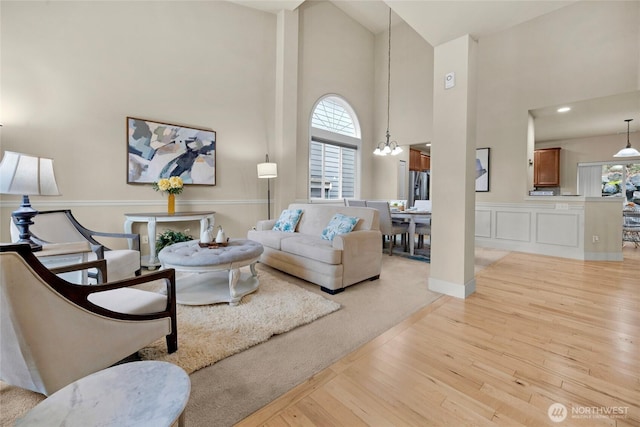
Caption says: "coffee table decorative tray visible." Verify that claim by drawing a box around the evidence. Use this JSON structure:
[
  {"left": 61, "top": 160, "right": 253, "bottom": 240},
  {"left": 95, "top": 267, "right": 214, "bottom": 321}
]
[{"left": 198, "top": 240, "right": 229, "bottom": 248}]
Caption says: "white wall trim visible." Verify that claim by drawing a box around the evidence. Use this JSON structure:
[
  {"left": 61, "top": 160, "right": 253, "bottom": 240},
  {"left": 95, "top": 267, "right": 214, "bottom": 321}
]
[
  {"left": 0, "top": 199, "right": 265, "bottom": 208},
  {"left": 428, "top": 277, "right": 476, "bottom": 299}
]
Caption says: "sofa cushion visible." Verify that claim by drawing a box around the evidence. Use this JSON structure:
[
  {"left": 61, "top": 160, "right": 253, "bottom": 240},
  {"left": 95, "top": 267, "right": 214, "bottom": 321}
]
[
  {"left": 247, "top": 229, "right": 296, "bottom": 250},
  {"left": 321, "top": 213, "right": 359, "bottom": 241},
  {"left": 272, "top": 209, "right": 303, "bottom": 232},
  {"left": 280, "top": 235, "right": 342, "bottom": 265}
]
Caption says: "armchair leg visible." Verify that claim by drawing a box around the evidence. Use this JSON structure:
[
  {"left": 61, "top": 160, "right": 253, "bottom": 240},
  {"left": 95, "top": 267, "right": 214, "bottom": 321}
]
[
  {"left": 166, "top": 332, "right": 178, "bottom": 354},
  {"left": 167, "top": 313, "right": 178, "bottom": 353}
]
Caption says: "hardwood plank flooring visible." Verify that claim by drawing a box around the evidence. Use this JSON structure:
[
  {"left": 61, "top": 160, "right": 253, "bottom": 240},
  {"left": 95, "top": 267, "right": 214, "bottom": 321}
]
[{"left": 236, "top": 248, "right": 640, "bottom": 426}]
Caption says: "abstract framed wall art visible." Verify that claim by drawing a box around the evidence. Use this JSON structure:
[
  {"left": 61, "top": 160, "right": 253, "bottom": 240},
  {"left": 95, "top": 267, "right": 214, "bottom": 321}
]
[
  {"left": 475, "top": 147, "right": 490, "bottom": 192},
  {"left": 127, "top": 117, "right": 216, "bottom": 186}
]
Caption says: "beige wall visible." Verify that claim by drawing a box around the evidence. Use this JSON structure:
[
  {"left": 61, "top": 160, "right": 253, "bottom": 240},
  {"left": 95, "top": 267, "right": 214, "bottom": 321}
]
[
  {"left": 295, "top": 0, "right": 375, "bottom": 201},
  {"left": 2, "top": 0, "right": 639, "bottom": 259},
  {"left": 475, "top": 1, "right": 639, "bottom": 203},
  {"left": 1, "top": 1, "right": 278, "bottom": 249},
  {"left": 371, "top": 19, "right": 434, "bottom": 201}
]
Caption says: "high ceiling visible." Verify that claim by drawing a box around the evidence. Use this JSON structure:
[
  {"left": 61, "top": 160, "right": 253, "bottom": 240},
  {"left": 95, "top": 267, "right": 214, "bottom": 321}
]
[{"left": 229, "top": 0, "right": 638, "bottom": 143}]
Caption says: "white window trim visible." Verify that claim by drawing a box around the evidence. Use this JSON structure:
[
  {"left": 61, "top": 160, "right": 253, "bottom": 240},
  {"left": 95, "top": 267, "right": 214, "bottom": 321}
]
[{"left": 308, "top": 95, "right": 362, "bottom": 200}]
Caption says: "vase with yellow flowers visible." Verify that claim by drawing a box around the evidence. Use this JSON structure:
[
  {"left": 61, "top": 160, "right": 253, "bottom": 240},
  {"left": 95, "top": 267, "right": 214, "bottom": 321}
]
[{"left": 152, "top": 176, "right": 184, "bottom": 214}]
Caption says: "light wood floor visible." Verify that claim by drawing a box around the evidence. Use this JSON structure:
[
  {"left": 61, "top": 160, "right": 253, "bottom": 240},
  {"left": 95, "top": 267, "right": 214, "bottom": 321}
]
[{"left": 236, "top": 248, "right": 640, "bottom": 426}]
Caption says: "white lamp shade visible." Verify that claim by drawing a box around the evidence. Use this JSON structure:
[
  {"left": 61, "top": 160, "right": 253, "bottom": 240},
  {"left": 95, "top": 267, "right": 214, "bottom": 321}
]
[
  {"left": 613, "top": 147, "right": 640, "bottom": 158},
  {"left": 257, "top": 162, "right": 278, "bottom": 179},
  {"left": 0, "top": 151, "right": 60, "bottom": 195}
]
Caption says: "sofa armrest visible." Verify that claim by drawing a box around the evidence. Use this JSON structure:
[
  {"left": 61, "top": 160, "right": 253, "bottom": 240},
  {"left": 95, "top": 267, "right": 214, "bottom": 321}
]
[
  {"left": 333, "top": 229, "right": 382, "bottom": 252},
  {"left": 333, "top": 230, "right": 383, "bottom": 284},
  {"left": 256, "top": 219, "right": 277, "bottom": 231}
]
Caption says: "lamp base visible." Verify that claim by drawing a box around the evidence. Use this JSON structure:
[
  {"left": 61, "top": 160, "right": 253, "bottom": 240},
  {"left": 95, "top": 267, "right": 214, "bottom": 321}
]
[{"left": 11, "top": 195, "right": 42, "bottom": 252}]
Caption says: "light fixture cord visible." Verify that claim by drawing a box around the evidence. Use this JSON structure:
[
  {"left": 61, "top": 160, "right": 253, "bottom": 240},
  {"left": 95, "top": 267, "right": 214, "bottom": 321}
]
[
  {"left": 386, "top": 7, "right": 391, "bottom": 138},
  {"left": 627, "top": 119, "right": 632, "bottom": 148}
]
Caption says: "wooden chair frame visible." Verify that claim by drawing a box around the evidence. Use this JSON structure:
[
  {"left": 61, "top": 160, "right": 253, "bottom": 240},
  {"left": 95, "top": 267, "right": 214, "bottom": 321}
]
[{"left": 1, "top": 243, "right": 177, "bottom": 353}]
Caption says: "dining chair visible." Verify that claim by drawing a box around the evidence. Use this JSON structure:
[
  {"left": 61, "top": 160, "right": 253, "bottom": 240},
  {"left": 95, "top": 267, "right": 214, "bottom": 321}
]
[
  {"left": 413, "top": 200, "right": 432, "bottom": 248},
  {"left": 365, "top": 201, "right": 409, "bottom": 255}
]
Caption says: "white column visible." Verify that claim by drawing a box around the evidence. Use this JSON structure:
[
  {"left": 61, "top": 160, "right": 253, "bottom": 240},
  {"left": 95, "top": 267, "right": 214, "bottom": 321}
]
[
  {"left": 428, "top": 35, "right": 478, "bottom": 298},
  {"left": 274, "top": 10, "right": 299, "bottom": 212}
]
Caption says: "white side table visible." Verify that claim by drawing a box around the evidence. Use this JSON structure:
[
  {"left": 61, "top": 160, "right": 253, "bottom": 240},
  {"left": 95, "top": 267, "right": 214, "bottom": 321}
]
[
  {"left": 36, "top": 242, "right": 93, "bottom": 284},
  {"left": 124, "top": 211, "right": 215, "bottom": 269},
  {"left": 16, "top": 361, "right": 190, "bottom": 427}
]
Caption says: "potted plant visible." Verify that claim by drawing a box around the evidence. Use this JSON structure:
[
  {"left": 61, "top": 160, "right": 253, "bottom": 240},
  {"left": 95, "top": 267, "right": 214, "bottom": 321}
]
[{"left": 156, "top": 229, "right": 194, "bottom": 254}]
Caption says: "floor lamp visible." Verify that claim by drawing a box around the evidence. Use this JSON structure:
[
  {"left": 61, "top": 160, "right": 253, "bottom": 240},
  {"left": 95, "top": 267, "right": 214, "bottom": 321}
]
[
  {"left": 257, "top": 154, "right": 277, "bottom": 220},
  {"left": 0, "top": 151, "right": 61, "bottom": 251}
]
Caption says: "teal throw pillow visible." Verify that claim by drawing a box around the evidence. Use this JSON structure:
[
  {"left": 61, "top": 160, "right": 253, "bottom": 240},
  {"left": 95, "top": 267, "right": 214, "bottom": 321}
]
[
  {"left": 273, "top": 209, "right": 303, "bottom": 232},
  {"left": 321, "top": 213, "right": 359, "bottom": 241}
]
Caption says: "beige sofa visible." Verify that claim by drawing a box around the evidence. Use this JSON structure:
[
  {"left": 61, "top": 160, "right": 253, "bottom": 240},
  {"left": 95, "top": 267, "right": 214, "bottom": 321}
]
[{"left": 247, "top": 203, "right": 382, "bottom": 294}]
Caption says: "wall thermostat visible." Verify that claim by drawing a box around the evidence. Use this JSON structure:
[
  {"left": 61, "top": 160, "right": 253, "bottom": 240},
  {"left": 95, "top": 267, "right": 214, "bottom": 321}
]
[{"left": 445, "top": 72, "right": 455, "bottom": 89}]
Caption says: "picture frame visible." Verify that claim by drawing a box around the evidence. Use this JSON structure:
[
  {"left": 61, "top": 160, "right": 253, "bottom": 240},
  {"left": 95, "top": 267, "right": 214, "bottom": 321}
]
[
  {"left": 127, "top": 117, "right": 216, "bottom": 186},
  {"left": 475, "top": 147, "right": 490, "bottom": 192}
]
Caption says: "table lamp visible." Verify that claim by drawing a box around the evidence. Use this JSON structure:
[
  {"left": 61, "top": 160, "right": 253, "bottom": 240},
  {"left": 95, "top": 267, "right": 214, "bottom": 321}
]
[
  {"left": 257, "top": 154, "right": 277, "bottom": 220},
  {"left": 0, "top": 151, "right": 60, "bottom": 251}
]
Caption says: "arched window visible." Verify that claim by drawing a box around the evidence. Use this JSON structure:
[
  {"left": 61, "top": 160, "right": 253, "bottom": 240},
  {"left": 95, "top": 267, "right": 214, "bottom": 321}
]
[{"left": 309, "top": 96, "right": 361, "bottom": 200}]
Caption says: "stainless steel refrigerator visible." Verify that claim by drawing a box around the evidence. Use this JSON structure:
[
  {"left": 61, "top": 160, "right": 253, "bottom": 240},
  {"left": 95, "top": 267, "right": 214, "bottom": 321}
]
[{"left": 408, "top": 171, "right": 429, "bottom": 207}]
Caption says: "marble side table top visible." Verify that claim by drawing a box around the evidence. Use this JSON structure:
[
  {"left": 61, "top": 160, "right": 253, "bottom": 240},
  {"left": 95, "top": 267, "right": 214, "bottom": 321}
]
[{"left": 16, "top": 361, "right": 190, "bottom": 427}]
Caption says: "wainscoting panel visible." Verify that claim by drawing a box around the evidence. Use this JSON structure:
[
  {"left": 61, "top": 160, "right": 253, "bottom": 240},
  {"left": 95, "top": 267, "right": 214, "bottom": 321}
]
[
  {"left": 536, "top": 212, "right": 580, "bottom": 247},
  {"left": 476, "top": 201, "right": 588, "bottom": 260},
  {"left": 475, "top": 209, "right": 492, "bottom": 238},
  {"left": 495, "top": 211, "right": 531, "bottom": 242}
]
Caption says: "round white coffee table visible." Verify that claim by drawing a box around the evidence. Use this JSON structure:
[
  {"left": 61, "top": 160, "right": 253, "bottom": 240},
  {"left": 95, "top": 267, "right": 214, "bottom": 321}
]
[
  {"left": 158, "top": 239, "right": 264, "bottom": 306},
  {"left": 16, "top": 361, "right": 190, "bottom": 427}
]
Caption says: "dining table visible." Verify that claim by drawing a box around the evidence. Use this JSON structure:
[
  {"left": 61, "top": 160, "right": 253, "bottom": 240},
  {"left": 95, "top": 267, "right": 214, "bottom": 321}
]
[{"left": 390, "top": 209, "right": 432, "bottom": 256}]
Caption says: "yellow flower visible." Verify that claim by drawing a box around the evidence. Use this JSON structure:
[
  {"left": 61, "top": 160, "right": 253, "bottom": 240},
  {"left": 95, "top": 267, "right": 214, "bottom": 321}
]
[
  {"left": 157, "top": 178, "right": 171, "bottom": 191},
  {"left": 169, "top": 176, "right": 183, "bottom": 189}
]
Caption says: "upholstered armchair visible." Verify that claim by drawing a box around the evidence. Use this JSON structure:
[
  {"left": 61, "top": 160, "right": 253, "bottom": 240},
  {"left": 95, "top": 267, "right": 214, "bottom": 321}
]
[
  {"left": 10, "top": 209, "right": 141, "bottom": 281},
  {"left": 0, "top": 243, "right": 177, "bottom": 396}
]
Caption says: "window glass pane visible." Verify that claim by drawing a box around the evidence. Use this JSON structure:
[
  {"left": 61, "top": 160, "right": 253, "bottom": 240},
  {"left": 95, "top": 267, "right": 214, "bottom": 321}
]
[
  {"left": 602, "top": 163, "right": 640, "bottom": 202},
  {"left": 309, "top": 140, "right": 356, "bottom": 200},
  {"left": 312, "top": 98, "right": 357, "bottom": 137},
  {"left": 602, "top": 165, "right": 625, "bottom": 197},
  {"left": 310, "top": 96, "right": 359, "bottom": 200}
]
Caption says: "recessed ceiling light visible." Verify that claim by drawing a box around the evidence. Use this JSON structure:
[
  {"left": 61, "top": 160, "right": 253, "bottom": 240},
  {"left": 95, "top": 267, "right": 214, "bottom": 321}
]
[
  {"left": 557, "top": 107, "right": 571, "bottom": 113},
  {"left": 425, "top": 143, "right": 431, "bottom": 147}
]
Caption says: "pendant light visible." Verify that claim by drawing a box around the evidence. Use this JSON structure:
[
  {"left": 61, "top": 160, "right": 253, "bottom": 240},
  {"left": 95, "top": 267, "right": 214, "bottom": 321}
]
[
  {"left": 613, "top": 119, "right": 640, "bottom": 158},
  {"left": 373, "top": 8, "right": 402, "bottom": 156}
]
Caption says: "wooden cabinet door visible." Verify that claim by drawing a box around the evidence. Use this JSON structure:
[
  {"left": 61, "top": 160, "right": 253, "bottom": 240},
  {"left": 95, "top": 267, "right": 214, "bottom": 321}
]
[
  {"left": 534, "top": 148, "right": 560, "bottom": 187},
  {"left": 409, "top": 149, "right": 421, "bottom": 171},
  {"left": 421, "top": 154, "right": 430, "bottom": 171}
]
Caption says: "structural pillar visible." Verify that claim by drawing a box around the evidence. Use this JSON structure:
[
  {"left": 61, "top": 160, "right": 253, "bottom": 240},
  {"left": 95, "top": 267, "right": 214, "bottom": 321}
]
[
  {"left": 274, "top": 9, "right": 299, "bottom": 213},
  {"left": 428, "top": 35, "right": 478, "bottom": 298}
]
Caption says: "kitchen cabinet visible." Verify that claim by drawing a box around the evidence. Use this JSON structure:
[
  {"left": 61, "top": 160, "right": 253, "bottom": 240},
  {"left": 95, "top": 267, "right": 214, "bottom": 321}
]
[
  {"left": 421, "top": 154, "right": 430, "bottom": 171},
  {"left": 410, "top": 149, "right": 430, "bottom": 171},
  {"left": 534, "top": 148, "right": 560, "bottom": 187}
]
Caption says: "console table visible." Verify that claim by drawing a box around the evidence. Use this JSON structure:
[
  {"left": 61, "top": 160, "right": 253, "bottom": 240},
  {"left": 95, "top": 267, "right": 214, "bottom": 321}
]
[
  {"left": 16, "top": 361, "right": 190, "bottom": 427},
  {"left": 124, "top": 211, "right": 215, "bottom": 270}
]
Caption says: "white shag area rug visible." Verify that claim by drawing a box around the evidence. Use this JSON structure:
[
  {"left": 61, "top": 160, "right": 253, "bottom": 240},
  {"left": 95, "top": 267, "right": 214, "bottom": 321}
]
[{"left": 138, "top": 270, "right": 341, "bottom": 374}]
